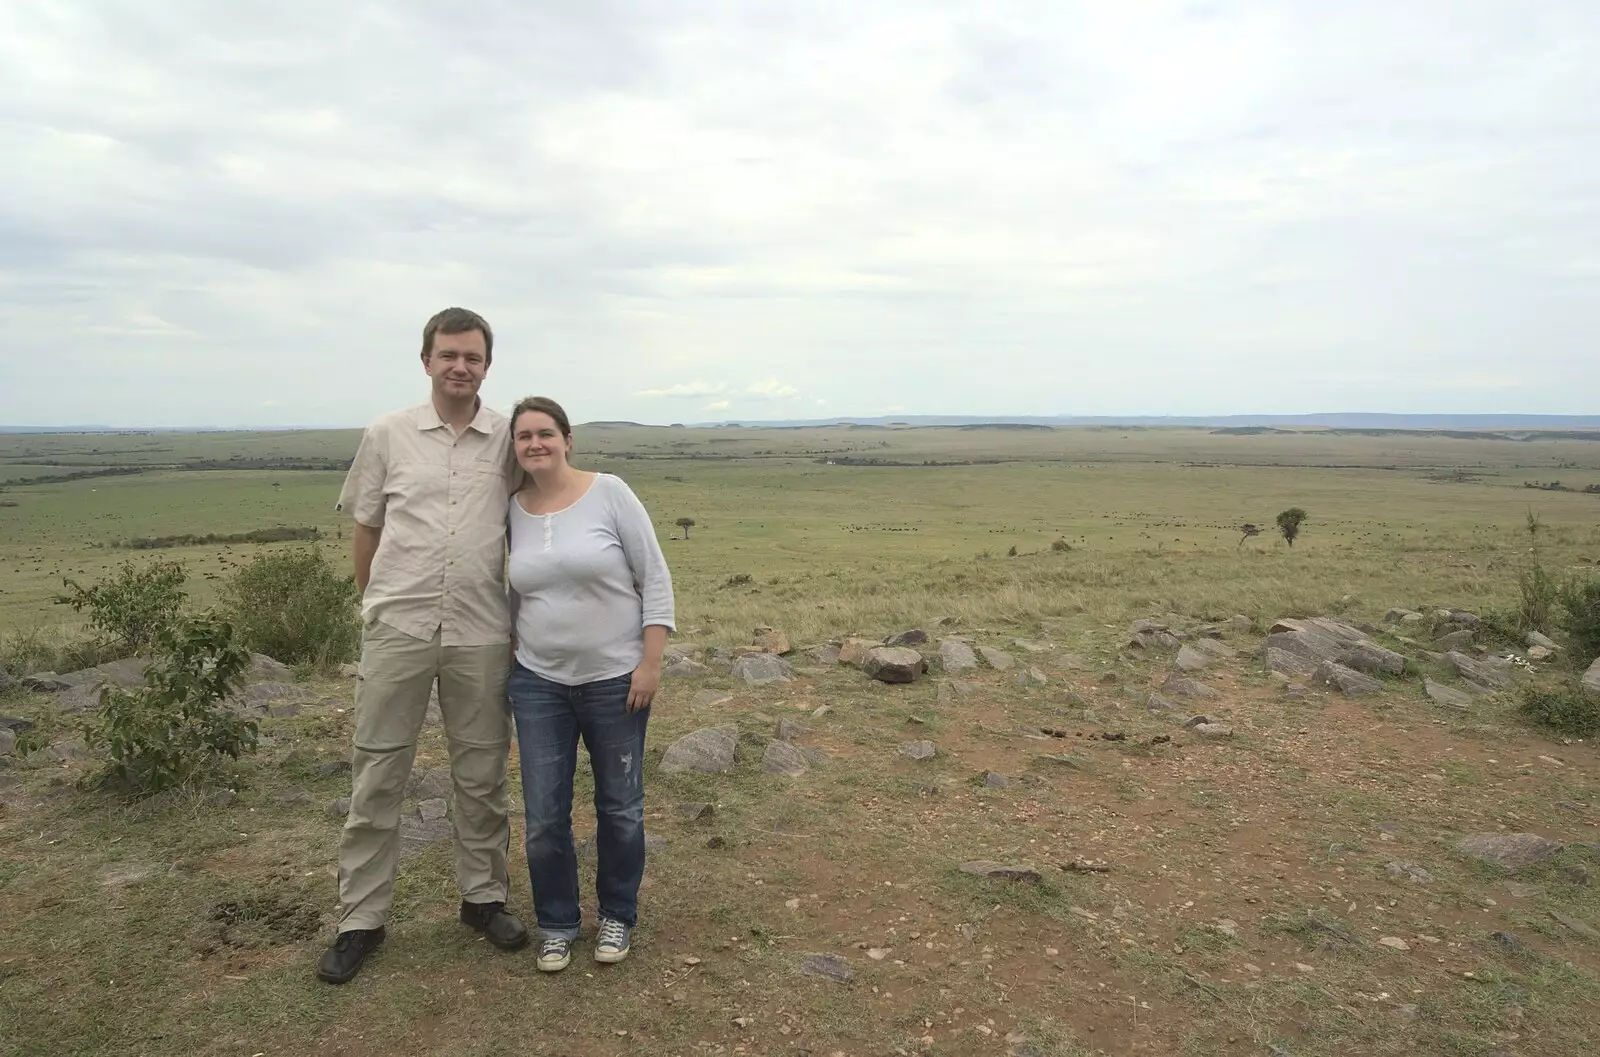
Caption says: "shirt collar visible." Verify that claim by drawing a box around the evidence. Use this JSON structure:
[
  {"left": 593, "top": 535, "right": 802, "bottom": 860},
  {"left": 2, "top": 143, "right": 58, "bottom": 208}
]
[{"left": 415, "top": 399, "right": 494, "bottom": 434}]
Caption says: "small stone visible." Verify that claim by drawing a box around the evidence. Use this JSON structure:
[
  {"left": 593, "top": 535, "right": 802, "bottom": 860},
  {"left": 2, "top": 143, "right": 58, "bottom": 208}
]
[
  {"left": 660, "top": 727, "right": 739, "bottom": 774},
  {"left": 418, "top": 797, "right": 448, "bottom": 821},
  {"left": 776, "top": 717, "right": 806, "bottom": 741},
  {"left": 318, "top": 759, "right": 353, "bottom": 778},
  {"left": 1527, "top": 629, "right": 1559, "bottom": 650},
  {"left": 811, "top": 704, "right": 832, "bottom": 719},
  {"left": 886, "top": 629, "right": 928, "bottom": 647},
  {"left": 663, "top": 657, "right": 711, "bottom": 678},
  {"left": 937, "top": 640, "right": 979, "bottom": 673},
  {"left": 1014, "top": 667, "right": 1048, "bottom": 688},
  {"left": 798, "top": 953, "right": 853, "bottom": 983},
  {"left": 1457, "top": 832, "right": 1565, "bottom": 870},
  {"left": 692, "top": 688, "right": 735, "bottom": 708},
  {"left": 1229, "top": 614, "right": 1255, "bottom": 632},
  {"left": 1378, "top": 936, "right": 1411, "bottom": 951},
  {"left": 0, "top": 729, "right": 14, "bottom": 756},
  {"left": 959, "top": 860, "right": 1042, "bottom": 883},
  {"left": 1175, "top": 644, "right": 1212, "bottom": 671},
  {"left": 731, "top": 653, "right": 793, "bottom": 685},
  {"left": 1192, "top": 722, "right": 1233, "bottom": 739},
  {"left": 339, "top": 663, "right": 360, "bottom": 678},
  {"left": 838, "top": 637, "right": 882, "bottom": 666},
  {"left": 751, "top": 626, "right": 791, "bottom": 654},
  {"left": 982, "top": 771, "right": 1012, "bottom": 788},
  {"left": 761, "top": 739, "right": 809, "bottom": 777},
  {"left": 1549, "top": 911, "right": 1600, "bottom": 941},
  {"left": 1434, "top": 629, "right": 1476, "bottom": 650},
  {"left": 1528, "top": 645, "right": 1553, "bottom": 661},
  {"left": 866, "top": 947, "right": 890, "bottom": 960},
  {"left": 405, "top": 767, "right": 451, "bottom": 800},
  {"left": 1424, "top": 678, "right": 1474, "bottom": 710},
  {"left": 1161, "top": 675, "right": 1221, "bottom": 700},
  {"left": 326, "top": 797, "right": 351, "bottom": 820},
  {"left": 705, "top": 835, "right": 726, "bottom": 849},
  {"left": 1386, "top": 861, "right": 1434, "bottom": 885},
  {"left": 676, "top": 802, "right": 714, "bottom": 822},
  {"left": 862, "top": 647, "right": 925, "bottom": 684},
  {"left": 1313, "top": 660, "right": 1383, "bottom": 696},
  {"left": 898, "top": 740, "right": 936, "bottom": 761},
  {"left": 978, "top": 646, "right": 1015, "bottom": 671}
]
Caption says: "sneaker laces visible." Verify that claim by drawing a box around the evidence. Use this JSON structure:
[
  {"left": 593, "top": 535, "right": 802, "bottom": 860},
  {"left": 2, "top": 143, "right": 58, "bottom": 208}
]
[
  {"left": 540, "top": 937, "right": 569, "bottom": 957},
  {"left": 597, "top": 919, "right": 628, "bottom": 949}
]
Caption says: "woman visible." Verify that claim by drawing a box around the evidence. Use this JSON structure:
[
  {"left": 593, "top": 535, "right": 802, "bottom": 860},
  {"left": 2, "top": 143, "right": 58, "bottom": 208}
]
[{"left": 504, "top": 396, "right": 674, "bottom": 972}]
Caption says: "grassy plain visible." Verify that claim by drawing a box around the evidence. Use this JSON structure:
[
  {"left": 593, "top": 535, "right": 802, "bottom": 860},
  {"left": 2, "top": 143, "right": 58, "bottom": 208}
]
[{"left": 2, "top": 424, "right": 1600, "bottom": 1057}]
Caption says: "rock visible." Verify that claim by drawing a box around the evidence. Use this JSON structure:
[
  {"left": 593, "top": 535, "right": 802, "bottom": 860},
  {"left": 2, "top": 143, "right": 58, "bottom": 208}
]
[
  {"left": 339, "top": 663, "right": 361, "bottom": 678},
  {"left": 898, "top": 740, "right": 936, "bottom": 760},
  {"left": 1265, "top": 647, "right": 1317, "bottom": 678},
  {"left": 1457, "top": 832, "right": 1565, "bottom": 870},
  {"left": 1161, "top": 675, "right": 1221, "bottom": 700},
  {"left": 660, "top": 727, "right": 739, "bottom": 773},
  {"left": 1583, "top": 656, "right": 1600, "bottom": 699},
  {"left": 1446, "top": 651, "right": 1517, "bottom": 692},
  {"left": 0, "top": 714, "right": 33, "bottom": 733},
  {"left": 1528, "top": 645, "right": 1553, "bottom": 662},
  {"left": 751, "top": 626, "right": 791, "bottom": 654},
  {"left": 1424, "top": 679, "right": 1474, "bottom": 711},
  {"left": 418, "top": 797, "right": 448, "bottom": 821},
  {"left": 21, "top": 673, "right": 71, "bottom": 693},
  {"left": 398, "top": 813, "right": 453, "bottom": 860},
  {"left": 406, "top": 768, "right": 452, "bottom": 801},
  {"left": 1126, "top": 628, "right": 1182, "bottom": 650},
  {"left": 230, "top": 682, "right": 308, "bottom": 717},
  {"left": 959, "top": 860, "right": 1042, "bottom": 883},
  {"left": 936, "top": 679, "right": 979, "bottom": 707},
  {"left": 1174, "top": 645, "right": 1212, "bottom": 671},
  {"left": 1434, "top": 629, "right": 1475, "bottom": 650},
  {"left": 761, "top": 740, "right": 809, "bottom": 777},
  {"left": 811, "top": 704, "right": 832, "bottom": 719},
  {"left": 1312, "top": 661, "right": 1382, "bottom": 696},
  {"left": 805, "top": 643, "right": 842, "bottom": 666},
  {"left": 691, "top": 688, "right": 735, "bottom": 708},
  {"left": 982, "top": 771, "right": 1012, "bottom": 788},
  {"left": 1490, "top": 931, "right": 1530, "bottom": 955},
  {"left": 94, "top": 657, "right": 155, "bottom": 688},
  {"left": 838, "top": 637, "right": 882, "bottom": 666},
  {"left": 248, "top": 654, "right": 295, "bottom": 683},
  {"left": 676, "top": 801, "right": 714, "bottom": 821},
  {"left": 1282, "top": 682, "right": 1309, "bottom": 700},
  {"left": 938, "top": 640, "right": 980, "bottom": 673},
  {"left": 1014, "top": 667, "right": 1048, "bottom": 688},
  {"left": 732, "top": 653, "right": 793, "bottom": 685},
  {"left": 862, "top": 647, "right": 925, "bottom": 684},
  {"left": 0, "top": 729, "right": 14, "bottom": 756},
  {"left": 1190, "top": 638, "right": 1238, "bottom": 660},
  {"left": 1549, "top": 911, "right": 1600, "bottom": 941},
  {"left": 775, "top": 718, "right": 806, "bottom": 741},
  {"left": 1230, "top": 615, "right": 1255, "bottom": 633},
  {"left": 799, "top": 953, "right": 854, "bottom": 984},
  {"left": 1145, "top": 693, "right": 1178, "bottom": 713},
  {"left": 1267, "top": 617, "right": 1405, "bottom": 675},
  {"left": 1377, "top": 936, "right": 1411, "bottom": 951},
  {"left": 1192, "top": 723, "right": 1233, "bottom": 739},
  {"left": 1384, "top": 608, "right": 1421, "bottom": 624},
  {"left": 886, "top": 629, "right": 928, "bottom": 647},
  {"left": 326, "top": 797, "right": 351, "bottom": 820},
  {"left": 978, "top": 646, "right": 1015, "bottom": 671},
  {"left": 663, "top": 657, "right": 711, "bottom": 678},
  {"left": 1526, "top": 630, "right": 1559, "bottom": 650},
  {"left": 1386, "top": 861, "right": 1434, "bottom": 884}
]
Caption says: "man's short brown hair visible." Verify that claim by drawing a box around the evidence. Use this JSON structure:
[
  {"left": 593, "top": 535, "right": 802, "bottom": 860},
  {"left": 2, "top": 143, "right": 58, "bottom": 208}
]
[{"left": 421, "top": 307, "right": 494, "bottom": 366}]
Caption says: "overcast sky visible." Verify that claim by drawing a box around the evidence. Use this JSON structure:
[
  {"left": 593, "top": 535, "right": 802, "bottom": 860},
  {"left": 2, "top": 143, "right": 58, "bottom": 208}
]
[{"left": 3, "top": 1, "right": 1597, "bottom": 428}]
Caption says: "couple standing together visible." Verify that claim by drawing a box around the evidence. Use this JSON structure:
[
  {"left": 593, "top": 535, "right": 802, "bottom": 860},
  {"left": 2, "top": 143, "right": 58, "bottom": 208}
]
[{"left": 317, "top": 307, "right": 674, "bottom": 984}]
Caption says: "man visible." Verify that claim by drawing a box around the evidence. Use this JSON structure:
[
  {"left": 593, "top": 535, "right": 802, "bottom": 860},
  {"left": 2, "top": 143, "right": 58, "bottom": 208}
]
[{"left": 317, "top": 307, "right": 528, "bottom": 985}]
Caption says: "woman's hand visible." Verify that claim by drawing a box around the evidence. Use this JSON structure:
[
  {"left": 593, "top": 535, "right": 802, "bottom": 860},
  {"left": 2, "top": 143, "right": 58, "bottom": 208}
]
[{"left": 627, "top": 659, "right": 661, "bottom": 712}]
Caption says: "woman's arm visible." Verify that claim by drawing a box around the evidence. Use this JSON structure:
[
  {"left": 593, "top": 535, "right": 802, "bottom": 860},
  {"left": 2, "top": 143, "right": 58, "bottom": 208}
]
[
  {"left": 610, "top": 479, "right": 676, "bottom": 711},
  {"left": 628, "top": 624, "right": 668, "bottom": 712}
]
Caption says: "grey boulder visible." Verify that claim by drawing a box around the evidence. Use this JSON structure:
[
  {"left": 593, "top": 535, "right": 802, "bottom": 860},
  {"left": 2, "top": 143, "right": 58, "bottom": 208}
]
[
  {"left": 862, "top": 647, "right": 925, "bottom": 684},
  {"left": 660, "top": 727, "right": 739, "bottom": 774},
  {"left": 1457, "top": 832, "right": 1565, "bottom": 870},
  {"left": 732, "top": 653, "right": 793, "bottom": 685}
]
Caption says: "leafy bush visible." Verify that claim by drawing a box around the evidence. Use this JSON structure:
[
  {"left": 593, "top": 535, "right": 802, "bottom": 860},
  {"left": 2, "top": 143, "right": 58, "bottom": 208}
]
[
  {"left": 221, "top": 547, "right": 360, "bottom": 670},
  {"left": 0, "top": 625, "right": 120, "bottom": 679},
  {"left": 1276, "top": 508, "right": 1308, "bottom": 548},
  {"left": 1518, "top": 683, "right": 1600, "bottom": 738},
  {"left": 1557, "top": 574, "right": 1600, "bottom": 665},
  {"left": 1051, "top": 538, "right": 1072, "bottom": 552},
  {"left": 54, "top": 559, "right": 187, "bottom": 655},
  {"left": 83, "top": 615, "right": 257, "bottom": 794}
]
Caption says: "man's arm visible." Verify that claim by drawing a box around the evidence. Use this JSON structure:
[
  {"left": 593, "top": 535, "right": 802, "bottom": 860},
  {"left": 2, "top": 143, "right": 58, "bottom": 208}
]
[{"left": 353, "top": 523, "right": 383, "bottom": 595}]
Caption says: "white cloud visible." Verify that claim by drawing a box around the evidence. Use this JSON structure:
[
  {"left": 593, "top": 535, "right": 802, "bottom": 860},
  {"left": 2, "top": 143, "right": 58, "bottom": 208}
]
[
  {"left": 702, "top": 399, "right": 732, "bottom": 412},
  {"left": 1, "top": 1, "right": 1597, "bottom": 425},
  {"left": 634, "top": 380, "right": 728, "bottom": 399}
]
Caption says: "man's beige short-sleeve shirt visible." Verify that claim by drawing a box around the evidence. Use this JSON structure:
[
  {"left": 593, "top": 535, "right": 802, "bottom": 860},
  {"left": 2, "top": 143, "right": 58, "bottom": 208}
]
[{"left": 336, "top": 402, "right": 519, "bottom": 647}]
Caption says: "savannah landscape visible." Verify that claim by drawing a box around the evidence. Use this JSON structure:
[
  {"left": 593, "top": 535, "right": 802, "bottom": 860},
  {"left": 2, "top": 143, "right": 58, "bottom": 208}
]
[{"left": 2, "top": 422, "right": 1599, "bottom": 1057}]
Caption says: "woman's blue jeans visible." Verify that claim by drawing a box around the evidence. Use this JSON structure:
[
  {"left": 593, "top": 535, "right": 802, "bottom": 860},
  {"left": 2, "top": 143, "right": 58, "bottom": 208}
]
[{"left": 508, "top": 664, "right": 650, "bottom": 940}]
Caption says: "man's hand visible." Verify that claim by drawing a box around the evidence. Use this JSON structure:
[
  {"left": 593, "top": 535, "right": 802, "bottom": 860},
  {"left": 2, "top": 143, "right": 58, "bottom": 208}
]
[{"left": 626, "top": 659, "right": 660, "bottom": 712}]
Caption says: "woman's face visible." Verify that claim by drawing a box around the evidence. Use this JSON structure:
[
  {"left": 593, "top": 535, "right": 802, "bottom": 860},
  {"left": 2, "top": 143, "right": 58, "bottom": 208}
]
[{"left": 513, "top": 411, "right": 571, "bottom": 473}]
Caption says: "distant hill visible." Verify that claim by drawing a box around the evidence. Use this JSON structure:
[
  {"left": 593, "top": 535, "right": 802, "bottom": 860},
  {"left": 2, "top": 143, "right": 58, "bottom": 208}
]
[{"left": 693, "top": 413, "right": 1600, "bottom": 430}]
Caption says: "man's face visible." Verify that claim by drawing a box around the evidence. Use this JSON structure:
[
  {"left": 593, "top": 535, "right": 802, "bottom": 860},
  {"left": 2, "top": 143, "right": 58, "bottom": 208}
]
[{"left": 423, "top": 328, "right": 489, "bottom": 401}]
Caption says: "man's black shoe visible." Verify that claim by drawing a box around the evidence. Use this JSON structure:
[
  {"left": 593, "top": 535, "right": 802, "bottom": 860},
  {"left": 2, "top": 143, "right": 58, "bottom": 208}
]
[
  {"left": 461, "top": 901, "right": 529, "bottom": 951},
  {"left": 316, "top": 927, "right": 385, "bottom": 984}
]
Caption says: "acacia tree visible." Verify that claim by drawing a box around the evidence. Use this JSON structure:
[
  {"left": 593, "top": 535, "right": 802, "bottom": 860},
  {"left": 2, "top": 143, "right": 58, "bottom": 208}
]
[
  {"left": 675, "top": 517, "right": 696, "bottom": 539},
  {"left": 1276, "top": 508, "right": 1308, "bottom": 548},
  {"left": 1238, "top": 523, "right": 1261, "bottom": 548}
]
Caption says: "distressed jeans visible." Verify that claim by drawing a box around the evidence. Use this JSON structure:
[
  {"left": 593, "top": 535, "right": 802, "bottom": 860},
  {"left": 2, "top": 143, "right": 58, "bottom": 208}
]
[{"left": 507, "top": 663, "right": 649, "bottom": 940}]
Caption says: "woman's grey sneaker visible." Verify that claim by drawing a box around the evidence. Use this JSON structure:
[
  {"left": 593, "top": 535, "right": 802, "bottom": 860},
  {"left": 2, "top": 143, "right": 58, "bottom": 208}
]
[
  {"left": 537, "top": 937, "right": 572, "bottom": 972},
  {"left": 316, "top": 926, "right": 386, "bottom": 984},
  {"left": 595, "top": 918, "right": 631, "bottom": 963}
]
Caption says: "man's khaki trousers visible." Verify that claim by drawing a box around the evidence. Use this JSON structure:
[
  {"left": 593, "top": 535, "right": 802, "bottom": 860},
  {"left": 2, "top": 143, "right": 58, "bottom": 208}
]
[{"left": 336, "top": 619, "right": 513, "bottom": 932}]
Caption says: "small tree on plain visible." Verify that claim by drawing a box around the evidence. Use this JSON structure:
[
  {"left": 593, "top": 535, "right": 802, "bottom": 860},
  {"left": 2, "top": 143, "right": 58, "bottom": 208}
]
[
  {"left": 1276, "top": 508, "right": 1308, "bottom": 548},
  {"left": 675, "top": 517, "right": 696, "bottom": 539},
  {"left": 1238, "top": 523, "right": 1261, "bottom": 548}
]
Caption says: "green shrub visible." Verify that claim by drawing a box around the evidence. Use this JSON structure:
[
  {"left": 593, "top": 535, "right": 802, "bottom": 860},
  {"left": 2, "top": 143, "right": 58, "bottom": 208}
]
[
  {"left": 83, "top": 615, "right": 257, "bottom": 794},
  {"left": 0, "top": 625, "right": 119, "bottom": 678},
  {"left": 221, "top": 547, "right": 360, "bottom": 670},
  {"left": 54, "top": 559, "right": 187, "bottom": 655},
  {"left": 1518, "top": 683, "right": 1600, "bottom": 738},
  {"left": 1276, "top": 507, "right": 1308, "bottom": 548},
  {"left": 1051, "top": 539, "right": 1072, "bottom": 552},
  {"left": 1557, "top": 575, "right": 1600, "bottom": 666}
]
